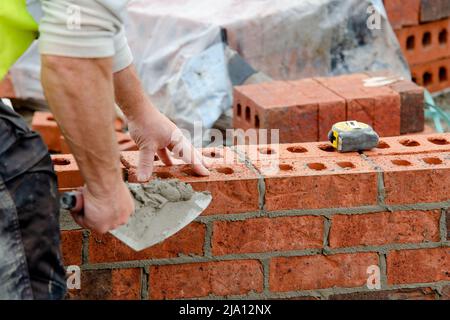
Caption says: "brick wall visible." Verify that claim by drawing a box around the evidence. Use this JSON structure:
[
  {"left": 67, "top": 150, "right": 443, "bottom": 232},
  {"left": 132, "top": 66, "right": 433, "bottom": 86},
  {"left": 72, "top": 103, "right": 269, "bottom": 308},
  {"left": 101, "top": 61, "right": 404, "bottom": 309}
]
[
  {"left": 58, "top": 133, "right": 450, "bottom": 300},
  {"left": 386, "top": 0, "right": 450, "bottom": 93}
]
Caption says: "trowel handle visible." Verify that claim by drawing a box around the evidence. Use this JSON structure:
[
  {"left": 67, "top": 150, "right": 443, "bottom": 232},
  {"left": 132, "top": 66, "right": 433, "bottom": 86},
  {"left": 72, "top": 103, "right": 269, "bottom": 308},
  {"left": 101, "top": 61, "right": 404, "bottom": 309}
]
[{"left": 60, "top": 191, "right": 84, "bottom": 212}]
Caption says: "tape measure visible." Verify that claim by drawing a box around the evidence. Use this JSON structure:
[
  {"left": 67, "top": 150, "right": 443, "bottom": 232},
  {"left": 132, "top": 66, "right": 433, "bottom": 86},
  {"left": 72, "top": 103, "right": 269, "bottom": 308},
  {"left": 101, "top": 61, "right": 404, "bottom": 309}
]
[{"left": 328, "top": 121, "right": 379, "bottom": 152}]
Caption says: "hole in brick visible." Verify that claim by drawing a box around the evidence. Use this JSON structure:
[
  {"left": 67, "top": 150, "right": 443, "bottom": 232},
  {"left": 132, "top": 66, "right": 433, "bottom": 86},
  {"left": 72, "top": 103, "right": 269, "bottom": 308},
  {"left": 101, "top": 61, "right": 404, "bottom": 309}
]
[
  {"left": 412, "top": 76, "right": 417, "bottom": 83},
  {"left": 391, "top": 159, "right": 412, "bottom": 166},
  {"left": 422, "top": 31, "right": 432, "bottom": 47},
  {"left": 181, "top": 168, "right": 203, "bottom": 177},
  {"left": 153, "top": 172, "right": 174, "bottom": 179},
  {"left": 215, "top": 167, "right": 234, "bottom": 175},
  {"left": 307, "top": 163, "right": 327, "bottom": 171},
  {"left": 428, "top": 137, "right": 450, "bottom": 145},
  {"left": 52, "top": 158, "right": 70, "bottom": 166},
  {"left": 406, "top": 35, "right": 415, "bottom": 50},
  {"left": 423, "top": 157, "right": 443, "bottom": 165},
  {"left": 259, "top": 147, "right": 276, "bottom": 155},
  {"left": 377, "top": 141, "right": 390, "bottom": 149},
  {"left": 439, "top": 29, "right": 448, "bottom": 45},
  {"left": 255, "top": 115, "right": 260, "bottom": 128},
  {"left": 423, "top": 72, "right": 433, "bottom": 86},
  {"left": 202, "top": 150, "right": 222, "bottom": 158},
  {"left": 245, "top": 107, "right": 251, "bottom": 122},
  {"left": 47, "top": 115, "right": 55, "bottom": 122},
  {"left": 237, "top": 104, "right": 242, "bottom": 117},
  {"left": 287, "top": 146, "right": 308, "bottom": 153},
  {"left": 399, "top": 139, "right": 420, "bottom": 147},
  {"left": 439, "top": 67, "right": 448, "bottom": 83},
  {"left": 318, "top": 144, "right": 336, "bottom": 152},
  {"left": 279, "top": 164, "right": 293, "bottom": 171},
  {"left": 337, "top": 161, "right": 355, "bottom": 169}
]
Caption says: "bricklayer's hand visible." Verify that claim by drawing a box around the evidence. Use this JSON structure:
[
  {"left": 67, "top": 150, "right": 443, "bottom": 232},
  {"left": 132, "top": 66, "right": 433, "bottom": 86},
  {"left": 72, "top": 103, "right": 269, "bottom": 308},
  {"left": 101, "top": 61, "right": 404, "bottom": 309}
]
[
  {"left": 128, "top": 109, "right": 209, "bottom": 182},
  {"left": 71, "top": 180, "right": 135, "bottom": 234}
]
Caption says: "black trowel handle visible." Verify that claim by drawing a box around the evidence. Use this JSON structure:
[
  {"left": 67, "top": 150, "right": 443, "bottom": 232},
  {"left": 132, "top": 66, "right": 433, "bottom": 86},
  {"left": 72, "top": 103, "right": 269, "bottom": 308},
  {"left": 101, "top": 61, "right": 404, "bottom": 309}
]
[{"left": 60, "top": 191, "right": 84, "bottom": 212}]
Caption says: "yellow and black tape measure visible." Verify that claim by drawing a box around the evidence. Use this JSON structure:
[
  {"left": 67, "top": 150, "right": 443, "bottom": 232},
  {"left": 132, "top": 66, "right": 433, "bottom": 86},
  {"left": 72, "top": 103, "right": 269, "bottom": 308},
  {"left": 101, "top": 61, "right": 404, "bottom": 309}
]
[{"left": 328, "top": 121, "right": 379, "bottom": 153}]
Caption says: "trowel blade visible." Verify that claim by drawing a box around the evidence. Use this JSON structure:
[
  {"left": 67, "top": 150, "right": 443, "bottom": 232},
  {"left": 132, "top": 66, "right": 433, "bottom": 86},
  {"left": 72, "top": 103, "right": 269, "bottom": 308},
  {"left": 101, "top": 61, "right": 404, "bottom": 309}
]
[{"left": 110, "top": 192, "right": 212, "bottom": 251}]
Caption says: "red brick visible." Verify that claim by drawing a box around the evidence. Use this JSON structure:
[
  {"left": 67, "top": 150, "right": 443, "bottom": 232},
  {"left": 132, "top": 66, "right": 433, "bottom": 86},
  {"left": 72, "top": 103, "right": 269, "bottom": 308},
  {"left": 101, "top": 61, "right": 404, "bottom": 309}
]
[
  {"left": 61, "top": 230, "right": 83, "bottom": 266},
  {"left": 270, "top": 253, "right": 379, "bottom": 292},
  {"left": 88, "top": 222, "right": 205, "bottom": 263},
  {"left": 441, "top": 285, "right": 450, "bottom": 300},
  {"left": 121, "top": 147, "right": 239, "bottom": 170},
  {"left": 59, "top": 136, "right": 70, "bottom": 154},
  {"left": 370, "top": 152, "right": 450, "bottom": 204},
  {"left": 233, "top": 79, "right": 345, "bottom": 143},
  {"left": 257, "top": 156, "right": 378, "bottom": 211},
  {"left": 32, "top": 112, "right": 61, "bottom": 152},
  {"left": 289, "top": 80, "right": 346, "bottom": 142},
  {"left": 149, "top": 260, "right": 263, "bottom": 299},
  {"left": 384, "top": 0, "right": 420, "bottom": 29},
  {"left": 420, "top": 0, "right": 450, "bottom": 23},
  {"left": 211, "top": 216, "right": 323, "bottom": 256},
  {"left": 116, "top": 132, "right": 138, "bottom": 151},
  {"left": 329, "top": 210, "right": 441, "bottom": 248},
  {"left": 411, "top": 58, "right": 450, "bottom": 93},
  {"left": 0, "top": 74, "right": 15, "bottom": 98},
  {"left": 239, "top": 141, "right": 360, "bottom": 163},
  {"left": 127, "top": 163, "right": 260, "bottom": 216},
  {"left": 51, "top": 154, "right": 84, "bottom": 190},
  {"left": 330, "top": 287, "right": 437, "bottom": 300},
  {"left": 396, "top": 19, "right": 450, "bottom": 65},
  {"left": 315, "top": 74, "right": 401, "bottom": 137},
  {"left": 114, "top": 117, "right": 125, "bottom": 132},
  {"left": 365, "top": 71, "right": 424, "bottom": 134},
  {"left": 387, "top": 248, "right": 450, "bottom": 284},
  {"left": 61, "top": 131, "right": 138, "bottom": 154},
  {"left": 364, "top": 133, "right": 450, "bottom": 156},
  {"left": 67, "top": 268, "right": 141, "bottom": 300}
]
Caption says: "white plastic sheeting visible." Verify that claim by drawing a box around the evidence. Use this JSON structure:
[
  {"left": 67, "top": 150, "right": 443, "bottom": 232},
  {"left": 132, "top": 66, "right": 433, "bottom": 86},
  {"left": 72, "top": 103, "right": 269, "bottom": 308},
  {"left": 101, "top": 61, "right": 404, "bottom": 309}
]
[{"left": 10, "top": 0, "right": 409, "bottom": 136}]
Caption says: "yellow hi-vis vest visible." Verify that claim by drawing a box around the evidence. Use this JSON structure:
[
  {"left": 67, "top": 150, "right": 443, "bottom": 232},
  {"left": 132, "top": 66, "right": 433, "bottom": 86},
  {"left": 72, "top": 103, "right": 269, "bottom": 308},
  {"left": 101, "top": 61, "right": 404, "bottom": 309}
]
[{"left": 0, "top": 0, "right": 38, "bottom": 79}]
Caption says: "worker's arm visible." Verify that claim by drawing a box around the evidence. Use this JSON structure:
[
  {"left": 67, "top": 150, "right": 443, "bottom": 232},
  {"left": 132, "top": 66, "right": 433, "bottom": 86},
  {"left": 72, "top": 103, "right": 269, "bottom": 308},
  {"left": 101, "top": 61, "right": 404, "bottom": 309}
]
[
  {"left": 41, "top": 56, "right": 134, "bottom": 233},
  {"left": 113, "top": 65, "right": 209, "bottom": 182}
]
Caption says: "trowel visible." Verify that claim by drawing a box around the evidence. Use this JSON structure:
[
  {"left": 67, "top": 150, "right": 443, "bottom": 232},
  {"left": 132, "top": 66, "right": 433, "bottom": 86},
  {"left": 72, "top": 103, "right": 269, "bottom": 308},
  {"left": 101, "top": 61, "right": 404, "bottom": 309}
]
[{"left": 60, "top": 180, "right": 212, "bottom": 251}]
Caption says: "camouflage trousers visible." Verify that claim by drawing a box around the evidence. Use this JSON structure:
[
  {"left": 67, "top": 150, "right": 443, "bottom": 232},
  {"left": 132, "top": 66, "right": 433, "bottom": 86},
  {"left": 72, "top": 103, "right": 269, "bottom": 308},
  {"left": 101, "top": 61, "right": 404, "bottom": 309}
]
[{"left": 0, "top": 155, "right": 66, "bottom": 299}]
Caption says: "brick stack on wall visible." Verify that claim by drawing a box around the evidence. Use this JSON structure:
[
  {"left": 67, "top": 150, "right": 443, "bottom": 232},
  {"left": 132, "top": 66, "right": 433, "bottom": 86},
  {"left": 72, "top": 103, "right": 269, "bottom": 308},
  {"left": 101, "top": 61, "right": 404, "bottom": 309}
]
[
  {"left": 385, "top": 0, "right": 450, "bottom": 92},
  {"left": 233, "top": 74, "right": 424, "bottom": 143},
  {"left": 56, "top": 133, "right": 450, "bottom": 300}
]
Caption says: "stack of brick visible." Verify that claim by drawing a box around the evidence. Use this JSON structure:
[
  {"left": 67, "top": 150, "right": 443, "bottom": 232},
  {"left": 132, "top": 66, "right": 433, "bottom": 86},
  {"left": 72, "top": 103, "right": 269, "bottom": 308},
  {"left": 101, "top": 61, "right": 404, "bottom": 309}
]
[
  {"left": 31, "top": 111, "right": 137, "bottom": 153},
  {"left": 233, "top": 73, "right": 424, "bottom": 143},
  {"left": 58, "top": 132, "right": 450, "bottom": 300},
  {"left": 385, "top": 0, "right": 450, "bottom": 92}
]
